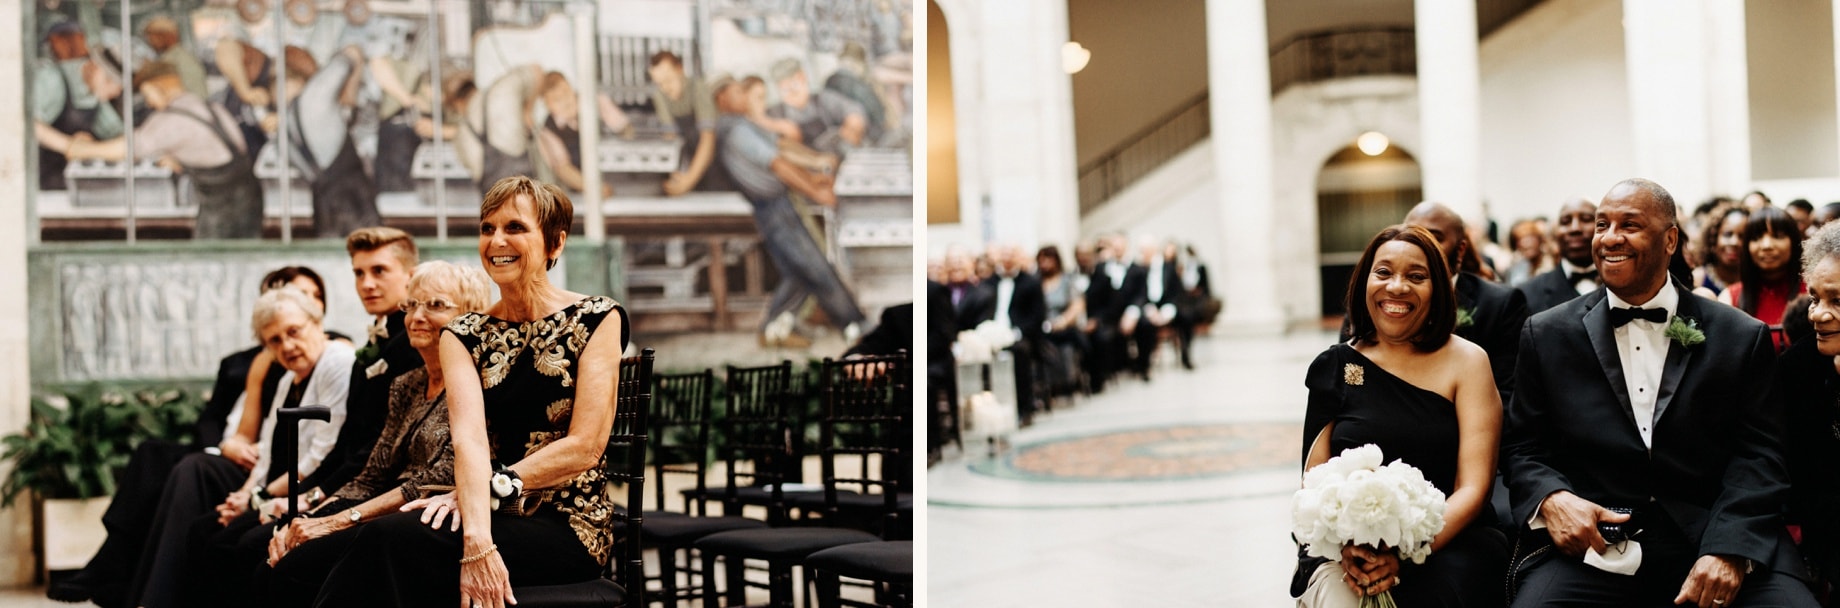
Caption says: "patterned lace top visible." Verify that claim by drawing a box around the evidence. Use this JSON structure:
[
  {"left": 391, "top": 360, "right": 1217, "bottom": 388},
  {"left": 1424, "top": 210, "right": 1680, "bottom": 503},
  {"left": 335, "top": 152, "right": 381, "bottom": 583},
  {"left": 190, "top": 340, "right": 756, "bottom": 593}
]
[
  {"left": 443, "top": 296, "right": 629, "bottom": 566},
  {"left": 332, "top": 366, "right": 453, "bottom": 504}
]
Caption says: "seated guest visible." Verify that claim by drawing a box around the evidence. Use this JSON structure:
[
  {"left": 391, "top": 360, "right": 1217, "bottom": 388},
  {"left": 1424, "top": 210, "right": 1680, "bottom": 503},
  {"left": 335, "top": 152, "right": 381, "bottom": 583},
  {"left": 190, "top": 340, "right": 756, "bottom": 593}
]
[
  {"left": 1127, "top": 237, "right": 1189, "bottom": 373},
  {"left": 1404, "top": 202, "right": 1529, "bottom": 407},
  {"left": 1721, "top": 205, "right": 1807, "bottom": 350},
  {"left": 1294, "top": 224, "right": 1506, "bottom": 606},
  {"left": 982, "top": 244, "right": 1048, "bottom": 422},
  {"left": 311, "top": 177, "right": 629, "bottom": 607},
  {"left": 1518, "top": 198, "right": 1598, "bottom": 314},
  {"left": 259, "top": 261, "right": 491, "bottom": 605},
  {"left": 1785, "top": 223, "right": 1840, "bottom": 588},
  {"left": 1504, "top": 178, "right": 1813, "bottom": 607},
  {"left": 1789, "top": 199, "right": 1817, "bottom": 237},
  {"left": 47, "top": 267, "right": 327, "bottom": 604},
  {"left": 126, "top": 287, "right": 355, "bottom": 608},
  {"left": 1038, "top": 245, "right": 1086, "bottom": 395},
  {"left": 1782, "top": 293, "right": 1814, "bottom": 346},
  {"left": 1814, "top": 202, "right": 1840, "bottom": 234},
  {"left": 1084, "top": 234, "right": 1145, "bottom": 392},
  {"left": 1694, "top": 207, "right": 1747, "bottom": 297}
]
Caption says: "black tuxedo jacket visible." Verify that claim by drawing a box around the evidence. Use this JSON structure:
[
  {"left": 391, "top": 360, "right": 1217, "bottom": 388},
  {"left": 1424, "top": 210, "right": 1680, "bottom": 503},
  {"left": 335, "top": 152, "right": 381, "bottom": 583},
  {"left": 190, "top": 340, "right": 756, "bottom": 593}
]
[
  {"left": 973, "top": 272, "right": 1049, "bottom": 342},
  {"left": 951, "top": 280, "right": 995, "bottom": 331},
  {"left": 1456, "top": 273, "right": 1529, "bottom": 406},
  {"left": 1085, "top": 262, "right": 1147, "bottom": 327},
  {"left": 1518, "top": 267, "right": 1589, "bottom": 314},
  {"left": 300, "top": 311, "right": 425, "bottom": 495},
  {"left": 1503, "top": 281, "right": 1796, "bottom": 571}
]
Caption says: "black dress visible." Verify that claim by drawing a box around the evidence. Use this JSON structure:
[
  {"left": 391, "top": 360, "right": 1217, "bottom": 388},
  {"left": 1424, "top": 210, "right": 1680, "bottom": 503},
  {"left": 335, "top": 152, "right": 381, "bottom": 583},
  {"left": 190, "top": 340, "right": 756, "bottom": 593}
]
[
  {"left": 1293, "top": 343, "right": 1509, "bottom": 607},
  {"left": 311, "top": 297, "right": 630, "bottom": 608},
  {"left": 1782, "top": 336, "right": 1840, "bottom": 585}
]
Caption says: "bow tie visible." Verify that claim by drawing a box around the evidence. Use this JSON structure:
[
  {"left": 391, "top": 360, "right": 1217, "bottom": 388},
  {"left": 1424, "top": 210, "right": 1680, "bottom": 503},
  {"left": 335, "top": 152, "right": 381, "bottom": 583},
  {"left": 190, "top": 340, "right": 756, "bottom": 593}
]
[
  {"left": 1608, "top": 306, "right": 1668, "bottom": 327},
  {"left": 1569, "top": 269, "right": 1598, "bottom": 286},
  {"left": 368, "top": 317, "right": 391, "bottom": 343}
]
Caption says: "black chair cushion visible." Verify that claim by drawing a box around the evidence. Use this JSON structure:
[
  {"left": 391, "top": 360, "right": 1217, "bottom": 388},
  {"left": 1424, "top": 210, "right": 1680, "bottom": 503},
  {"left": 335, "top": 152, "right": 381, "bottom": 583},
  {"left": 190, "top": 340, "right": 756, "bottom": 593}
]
[
  {"left": 694, "top": 527, "right": 879, "bottom": 562},
  {"left": 785, "top": 491, "right": 913, "bottom": 512},
  {"left": 642, "top": 513, "right": 768, "bottom": 544},
  {"left": 686, "top": 485, "right": 822, "bottom": 507},
  {"left": 804, "top": 541, "right": 914, "bottom": 583},
  {"left": 511, "top": 578, "right": 626, "bottom": 608}
]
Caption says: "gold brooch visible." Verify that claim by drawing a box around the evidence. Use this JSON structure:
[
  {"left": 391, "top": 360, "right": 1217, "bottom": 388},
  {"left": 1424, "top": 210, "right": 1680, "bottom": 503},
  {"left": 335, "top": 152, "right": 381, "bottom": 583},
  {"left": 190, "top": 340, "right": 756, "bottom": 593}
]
[{"left": 1344, "top": 363, "right": 1364, "bottom": 386}]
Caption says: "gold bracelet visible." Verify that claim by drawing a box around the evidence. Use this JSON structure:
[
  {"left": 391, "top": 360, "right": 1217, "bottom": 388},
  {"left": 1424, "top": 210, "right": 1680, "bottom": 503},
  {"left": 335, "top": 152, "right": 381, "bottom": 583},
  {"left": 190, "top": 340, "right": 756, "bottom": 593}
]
[{"left": 459, "top": 544, "right": 498, "bottom": 565}]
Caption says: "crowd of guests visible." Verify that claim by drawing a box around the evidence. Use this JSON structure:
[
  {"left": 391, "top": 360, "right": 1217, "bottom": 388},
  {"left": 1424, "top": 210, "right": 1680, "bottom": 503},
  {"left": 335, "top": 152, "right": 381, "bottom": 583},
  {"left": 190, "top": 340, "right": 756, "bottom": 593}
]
[
  {"left": 48, "top": 176, "right": 634, "bottom": 608},
  {"left": 1295, "top": 179, "right": 1840, "bottom": 607},
  {"left": 923, "top": 235, "right": 1218, "bottom": 456}
]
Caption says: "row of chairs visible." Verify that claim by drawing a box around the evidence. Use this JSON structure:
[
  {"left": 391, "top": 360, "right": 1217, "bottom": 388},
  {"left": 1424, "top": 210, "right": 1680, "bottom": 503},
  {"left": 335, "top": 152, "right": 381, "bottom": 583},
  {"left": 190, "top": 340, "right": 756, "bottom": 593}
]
[{"left": 499, "top": 348, "right": 911, "bottom": 608}]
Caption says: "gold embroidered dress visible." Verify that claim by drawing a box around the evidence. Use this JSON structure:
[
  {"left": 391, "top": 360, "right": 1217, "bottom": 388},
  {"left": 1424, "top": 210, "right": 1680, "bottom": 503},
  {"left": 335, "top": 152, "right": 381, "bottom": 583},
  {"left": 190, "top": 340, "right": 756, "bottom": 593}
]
[{"left": 444, "top": 295, "right": 629, "bottom": 566}]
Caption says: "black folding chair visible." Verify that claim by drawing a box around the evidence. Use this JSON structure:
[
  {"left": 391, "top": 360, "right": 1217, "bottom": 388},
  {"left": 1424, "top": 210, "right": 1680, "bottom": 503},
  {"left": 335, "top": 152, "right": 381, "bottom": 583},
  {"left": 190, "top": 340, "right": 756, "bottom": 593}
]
[
  {"left": 514, "top": 348, "right": 655, "bottom": 607},
  {"left": 644, "top": 369, "right": 767, "bottom": 606},
  {"left": 802, "top": 352, "right": 913, "bottom": 608}
]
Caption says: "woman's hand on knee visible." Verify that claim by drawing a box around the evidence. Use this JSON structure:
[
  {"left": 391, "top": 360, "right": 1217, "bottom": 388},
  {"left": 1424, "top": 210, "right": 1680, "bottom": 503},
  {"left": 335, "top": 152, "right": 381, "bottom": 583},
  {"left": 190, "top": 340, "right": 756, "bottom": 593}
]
[{"left": 404, "top": 492, "right": 462, "bottom": 531}]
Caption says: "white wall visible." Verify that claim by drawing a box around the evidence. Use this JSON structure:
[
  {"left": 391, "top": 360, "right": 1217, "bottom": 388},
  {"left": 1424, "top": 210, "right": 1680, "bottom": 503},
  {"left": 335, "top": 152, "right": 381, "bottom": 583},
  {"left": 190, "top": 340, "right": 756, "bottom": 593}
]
[
  {"left": 1748, "top": 0, "right": 1839, "bottom": 181},
  {"left": 1477, "top": 0, "right": 1635, "bottom": 224}
]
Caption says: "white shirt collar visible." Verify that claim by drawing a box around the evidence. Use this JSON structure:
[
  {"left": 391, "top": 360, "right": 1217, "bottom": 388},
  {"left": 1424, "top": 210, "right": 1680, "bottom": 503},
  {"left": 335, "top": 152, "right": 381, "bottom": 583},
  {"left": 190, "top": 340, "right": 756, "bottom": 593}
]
[{"left": 1605, "top": 280, "right": 1679, "bottom": 321}]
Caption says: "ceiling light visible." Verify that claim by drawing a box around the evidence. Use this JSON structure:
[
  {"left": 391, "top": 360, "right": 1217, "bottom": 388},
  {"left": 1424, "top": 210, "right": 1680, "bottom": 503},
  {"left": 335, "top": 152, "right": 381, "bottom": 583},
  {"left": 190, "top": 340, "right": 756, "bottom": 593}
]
[
  {"left": 1062, "top": 41, "right": 1091, "bottom": 74},
  {"left": 1357, "top": 131, "right": 1390, "bottom": 156}
]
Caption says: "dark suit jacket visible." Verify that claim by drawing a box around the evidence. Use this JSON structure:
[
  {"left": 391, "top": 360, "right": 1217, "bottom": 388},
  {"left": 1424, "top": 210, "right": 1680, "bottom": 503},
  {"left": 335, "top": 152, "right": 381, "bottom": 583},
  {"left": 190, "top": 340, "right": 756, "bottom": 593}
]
[
  {"left": 951, "top": 280, "right": 995, "bottom": 331},
  {"left": 300, "top": 311, "right": 425, "bottom": 495},
  {"left": 1503, "top": 282, "right": 1797, "bottom": 571},
  {"left": 1518, "top": 267, "right": 1589, "bottom": 315},
  {"left": 845, "top": 303, "right": 912, "bottom": 358},
  {"left": 974, "top": 272, "right": 1049, "bottom": 342},
  {"left": 1457, "top": 273, "right": 1529, "bottom": 407},
  {"left": 196, "top": 345, "right": 286, "bottom": 449},
  {"left": 1085, "top": 262, "right": 1147, "bottom": 327},
  {"left": 926, "top": 281, "right": 956, "bottom": 394}
]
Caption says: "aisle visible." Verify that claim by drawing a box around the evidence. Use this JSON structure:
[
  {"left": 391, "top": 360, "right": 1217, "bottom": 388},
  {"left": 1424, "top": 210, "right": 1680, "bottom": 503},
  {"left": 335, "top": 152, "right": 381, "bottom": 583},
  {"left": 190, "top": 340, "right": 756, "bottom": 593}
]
[{"left": 927, "top": 329, "right": 1336, "bottom": 606}]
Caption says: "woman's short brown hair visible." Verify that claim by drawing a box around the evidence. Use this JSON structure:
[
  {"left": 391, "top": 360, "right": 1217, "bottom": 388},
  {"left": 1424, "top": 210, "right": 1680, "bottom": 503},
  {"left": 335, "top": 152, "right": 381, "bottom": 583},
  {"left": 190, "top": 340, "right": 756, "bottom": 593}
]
[
  {"left": 1343, "top": 224, "right": 1458, "bottom": 352},
  {"left": 479, "top": 176, "right": 574, "bottom": 270}
]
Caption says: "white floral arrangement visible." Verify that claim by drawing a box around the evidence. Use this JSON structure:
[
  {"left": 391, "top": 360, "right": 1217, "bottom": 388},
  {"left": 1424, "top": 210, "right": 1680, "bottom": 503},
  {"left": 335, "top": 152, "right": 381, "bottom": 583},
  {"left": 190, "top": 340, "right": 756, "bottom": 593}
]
[
  {"left": 954, "top": 321, "right": 1018, "bottom": 364},
  {"left": 1291, "top": 444, "right": 1448, "bottom": 604}
]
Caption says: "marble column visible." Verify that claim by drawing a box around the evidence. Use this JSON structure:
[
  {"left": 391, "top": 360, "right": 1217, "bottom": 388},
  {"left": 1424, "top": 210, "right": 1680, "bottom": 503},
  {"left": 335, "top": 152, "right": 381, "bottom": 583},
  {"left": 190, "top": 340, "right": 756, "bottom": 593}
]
[
  {"left": 1622, "top": 0, "right": 1748, "bottom": 207},
  {"left": 1205, "top": 0, "right": 1285, "bottom": 333},
  {"left": 0, "top": 0, "right": 36, "bottom": 587},
  {"left": 927, "top": 0, "right": 1080, "bottom": 254},
  {"left": 1414, "top": 0, "right": 1483, "bottom": 224}
]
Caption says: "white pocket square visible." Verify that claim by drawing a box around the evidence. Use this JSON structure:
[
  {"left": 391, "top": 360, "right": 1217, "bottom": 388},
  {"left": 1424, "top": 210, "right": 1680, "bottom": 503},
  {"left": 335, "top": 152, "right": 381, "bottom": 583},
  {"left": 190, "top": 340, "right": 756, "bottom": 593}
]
[{"left": 366, "top": 359, "right": 389, "bottom": 379}]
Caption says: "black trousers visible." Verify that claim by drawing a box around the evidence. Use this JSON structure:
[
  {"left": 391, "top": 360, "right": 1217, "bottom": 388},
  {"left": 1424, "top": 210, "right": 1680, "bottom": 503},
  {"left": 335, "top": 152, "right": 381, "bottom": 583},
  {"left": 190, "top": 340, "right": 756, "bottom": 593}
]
[
  {"left": 127, "top": 452, "right": 248, "bottom": 608},
  {"left": 312, "top": 510, "right": 602, "bottom": 608},
  {"left": 1511, "top": 512, "right": 1817, "bottom": 607},
  {"left": 76, "top": 440, "right": 194, "bottom": 607}
]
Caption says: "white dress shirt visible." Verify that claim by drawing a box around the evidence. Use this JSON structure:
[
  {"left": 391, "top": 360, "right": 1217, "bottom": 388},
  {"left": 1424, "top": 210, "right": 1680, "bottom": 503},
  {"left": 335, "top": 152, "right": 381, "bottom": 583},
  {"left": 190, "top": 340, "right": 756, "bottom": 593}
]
[
  {"left": 1606, "top": 283, "right": 1679, "bottom": 448},
  {"left": 994, "top": 275, "right": 1015, "bottom": 331},
  {"left": 1563, "top": 259, "right": 1600, "bottom": 295}
]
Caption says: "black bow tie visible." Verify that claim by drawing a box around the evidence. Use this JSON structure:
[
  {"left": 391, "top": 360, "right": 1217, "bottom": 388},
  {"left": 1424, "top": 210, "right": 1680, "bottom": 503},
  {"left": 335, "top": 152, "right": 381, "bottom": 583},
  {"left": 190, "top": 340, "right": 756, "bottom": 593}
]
[
  {"left": 1569, "top": 269, "right": 1598, "bottom": 286},
  {"left": 1609, "top": 306, "right": 1668, "bottom": 327}
]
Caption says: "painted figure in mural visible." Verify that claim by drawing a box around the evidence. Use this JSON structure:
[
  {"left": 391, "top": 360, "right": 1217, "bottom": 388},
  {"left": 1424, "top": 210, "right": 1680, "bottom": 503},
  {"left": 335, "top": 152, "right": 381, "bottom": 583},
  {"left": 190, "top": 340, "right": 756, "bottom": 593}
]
[
  {"left": 143, "top": 15, "right": 207, "bottom": 99},
  {"left": 455, "top": 65, "right": 629, "bottom": 197},
  {"left": 33, "top": 21, "right": 123, "bottom": 190},
  {"left": 763, "top": 57, "right": 868, "bottom": 156},
  {"left": 824, "top": 42, "right": 887, "bottom": 144},
  {"left": 714, "top": 76, "right": 864, "bottom": 346},
  {"left": 61, "top": 263, "right": 102, "bottom": 379},
  {"left": 61, "top": 61, "right": 264, "bottom": 239},
  {"left": 647, "top": 50, "right": 731, "bottom": 194},
  {"left": 277, "top": 46, "right": 383, "bottom": 239},
  {"left": 368, "top": 25, "right": 441, "bottom": 193},
  {"left": 214, "top": 39, "right": 314, "bottom": 158}
]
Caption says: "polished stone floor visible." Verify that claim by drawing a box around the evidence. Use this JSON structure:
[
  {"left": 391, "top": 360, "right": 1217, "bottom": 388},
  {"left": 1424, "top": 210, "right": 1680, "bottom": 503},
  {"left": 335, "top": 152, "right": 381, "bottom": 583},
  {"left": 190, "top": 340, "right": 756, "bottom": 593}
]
[{"left": 928, "top": 329, "right": 1336, "bottom": 606}]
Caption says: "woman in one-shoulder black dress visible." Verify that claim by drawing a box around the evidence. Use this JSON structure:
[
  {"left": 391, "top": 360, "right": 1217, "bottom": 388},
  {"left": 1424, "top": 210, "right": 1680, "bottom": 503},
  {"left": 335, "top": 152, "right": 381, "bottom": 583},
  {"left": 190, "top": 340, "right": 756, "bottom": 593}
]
[{"left": 1293, "top": 225, "right": 1509, "bottom": 608}]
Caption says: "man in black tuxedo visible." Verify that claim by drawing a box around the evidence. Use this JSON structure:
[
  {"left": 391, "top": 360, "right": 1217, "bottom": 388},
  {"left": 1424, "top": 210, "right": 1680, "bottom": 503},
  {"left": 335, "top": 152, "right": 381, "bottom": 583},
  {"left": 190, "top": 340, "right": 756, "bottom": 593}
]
[
  {"left": 1518, "top": 198, "right": 1600, "bottom": 314},
  {"left": 1405, "top": 202, "right": 1529, "bottom": 407},
  {"left": 1084, "top": 234, "right": 1146, "bottom": 392},
  {"left": 1128, "top": 238, "right": 1191, "bottom": 373},
  {"left": 975, "top": 244, "right": 1049, "bottom": 423},
  {"left": 1503, "top": 178, "right": 1813, "bottom": 607}
]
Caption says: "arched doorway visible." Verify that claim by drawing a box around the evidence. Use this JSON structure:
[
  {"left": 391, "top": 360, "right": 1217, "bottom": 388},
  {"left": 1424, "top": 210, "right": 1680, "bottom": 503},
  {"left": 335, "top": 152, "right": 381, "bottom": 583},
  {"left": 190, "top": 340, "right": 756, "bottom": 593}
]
[
  {"left": 1316, "top": 136, "right": 1422, "bottom": 316},
  {"left": 927, "top": 0, "right": 959, "bottom": 225}
]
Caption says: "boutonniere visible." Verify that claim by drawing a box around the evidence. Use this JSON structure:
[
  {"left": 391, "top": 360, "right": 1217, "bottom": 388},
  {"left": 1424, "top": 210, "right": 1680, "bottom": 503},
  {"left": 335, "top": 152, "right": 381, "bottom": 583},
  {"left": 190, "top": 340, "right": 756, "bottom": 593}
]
[
  {"left": 365, "top": 358, "right": 390, "bottom": 379},
  {"left": 1665, "top": 316, "right": 1705, "bottom": 347},
  {"left": 354, "top": 342, "right": 381, "bottom": 367},
  {"left": 1343, "top": 363, "right": 1365, "bottom": 386},
  {"left": 1455, "top": 306, "right": 1476, "bottom": 329}
]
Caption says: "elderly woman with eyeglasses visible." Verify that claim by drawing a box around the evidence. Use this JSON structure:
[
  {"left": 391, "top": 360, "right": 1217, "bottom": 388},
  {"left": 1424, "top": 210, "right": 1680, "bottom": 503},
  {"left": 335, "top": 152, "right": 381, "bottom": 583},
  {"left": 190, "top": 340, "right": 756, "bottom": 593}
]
[
  {"left": 311, "top": 176, "right": 628, "bottom": 608},
  {"left": 255, "top": 261, "right": 492, "bottom": 603}
]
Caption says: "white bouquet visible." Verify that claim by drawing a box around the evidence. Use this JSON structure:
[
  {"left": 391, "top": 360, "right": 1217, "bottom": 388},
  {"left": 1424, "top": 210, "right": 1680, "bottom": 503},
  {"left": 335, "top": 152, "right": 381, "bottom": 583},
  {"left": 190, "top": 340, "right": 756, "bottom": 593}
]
[{"left": 1291, "top": 444, "right": 1447, "bottom": 606}]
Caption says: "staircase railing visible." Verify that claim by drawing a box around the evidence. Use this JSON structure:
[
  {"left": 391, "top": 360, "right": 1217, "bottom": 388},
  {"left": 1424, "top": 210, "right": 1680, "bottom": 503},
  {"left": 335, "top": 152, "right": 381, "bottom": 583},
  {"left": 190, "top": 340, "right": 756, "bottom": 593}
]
[{"left": 1076, "top": 92, "right": 1211, "bottom": 214}]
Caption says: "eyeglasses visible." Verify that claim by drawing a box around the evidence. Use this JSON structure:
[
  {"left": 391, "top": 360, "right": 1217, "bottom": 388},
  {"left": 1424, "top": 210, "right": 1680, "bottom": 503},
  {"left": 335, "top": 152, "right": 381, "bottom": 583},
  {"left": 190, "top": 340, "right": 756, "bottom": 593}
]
[{"left": 399, "top": 298, "right": 457, "bottom": 315}]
